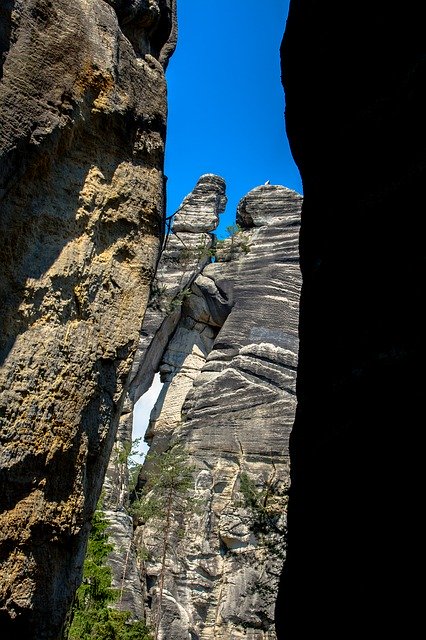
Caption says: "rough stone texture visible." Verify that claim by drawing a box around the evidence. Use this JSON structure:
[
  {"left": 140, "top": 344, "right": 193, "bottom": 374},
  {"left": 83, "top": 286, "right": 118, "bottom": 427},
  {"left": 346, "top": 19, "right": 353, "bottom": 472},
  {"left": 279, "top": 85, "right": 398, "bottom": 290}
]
[
  {"left": 0, "top": 1, "right": 176, "bottom": 638},
  {"left": 124, "top": 173, "right": 227, "bottom": 405},
  {"left": 277, "top": 2, "right": 425, "bottom": 638},
  {"left": 102, "top": 174, "right": 227, "bottom": 621},
  {"left": 166, "top": 185, "right": 300, "bottom": 639},
  {"left": 173, "top": 174, "right": 227, "bottom": 233},
  {"left": 102, "top": 394, "right": 146, "bottom": 617},
  {"left": 107, "top": 177, "right": 302, "bottom": 638}
]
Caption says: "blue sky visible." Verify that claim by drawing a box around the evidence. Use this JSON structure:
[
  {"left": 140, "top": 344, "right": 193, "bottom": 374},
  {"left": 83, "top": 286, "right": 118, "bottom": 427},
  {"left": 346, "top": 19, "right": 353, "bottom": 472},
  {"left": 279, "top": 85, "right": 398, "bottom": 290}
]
[
  {"left": 164, "top": 0, "right": 302, "bottom": 238},
  {"left": 134, "top": 1, "right": 302, "bottom": 452}
]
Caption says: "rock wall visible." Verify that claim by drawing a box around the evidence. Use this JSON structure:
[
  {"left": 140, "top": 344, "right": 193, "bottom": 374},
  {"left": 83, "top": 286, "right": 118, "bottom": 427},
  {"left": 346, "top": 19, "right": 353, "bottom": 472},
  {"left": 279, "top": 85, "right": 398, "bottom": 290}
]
[
  {"left": 102, "top": 173, "right": 227, "bottom": 619},
  {"left": 0, "top": 1, "right": 176, "bottom": 638},
  {"left": 104, "top": 175, "right": 302, "bottom": 638},
  {"left": 277, "top": 2, "right": 425, "bottom": 638}
]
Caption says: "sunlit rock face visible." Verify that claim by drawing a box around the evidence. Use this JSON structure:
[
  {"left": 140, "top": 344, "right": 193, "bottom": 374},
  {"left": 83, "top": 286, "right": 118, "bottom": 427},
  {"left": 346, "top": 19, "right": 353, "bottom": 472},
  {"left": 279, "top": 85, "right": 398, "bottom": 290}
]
[
  {"left": 167, "top": 183, "right": 301, "bottom": 639},
  {"left": 102, "top": 173, "right": 227, "bottom": 620},
  {"left": 106, "top": 176, "right": 302, "bottom": 638},
  {"left": 278, "top": 2, "right": 425, "bottom": 638},
  {"left": 0, "top": 1, "right": 176, "bottom": 637}
]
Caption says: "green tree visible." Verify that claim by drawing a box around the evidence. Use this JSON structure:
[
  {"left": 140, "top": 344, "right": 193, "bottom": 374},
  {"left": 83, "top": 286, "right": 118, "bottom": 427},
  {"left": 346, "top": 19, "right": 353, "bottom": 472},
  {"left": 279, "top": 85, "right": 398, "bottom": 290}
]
[
  {"left": 238, "top": 471, "right": 287, "bottom": 543},
  {"left": 237, "top": 471, "right": 288, "bottom": 601},
  {"left": 64, "top": 505, "right": 151, "bottom": 640},
  {"left": 215, "top": 223, "right": 250, "bottom": 260},
  {"left": 110, "top": 437, "right": 145, "bottom": 509},
  {"left": 132, "top": 445, "right": 197, "bottom": 640}
]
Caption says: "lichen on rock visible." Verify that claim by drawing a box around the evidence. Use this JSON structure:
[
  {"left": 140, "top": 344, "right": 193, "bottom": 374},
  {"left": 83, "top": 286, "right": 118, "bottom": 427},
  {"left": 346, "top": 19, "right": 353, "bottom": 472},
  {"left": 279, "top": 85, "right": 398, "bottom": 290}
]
[{"left": 0, "top": 0, "right": 176, "bottom": 637}]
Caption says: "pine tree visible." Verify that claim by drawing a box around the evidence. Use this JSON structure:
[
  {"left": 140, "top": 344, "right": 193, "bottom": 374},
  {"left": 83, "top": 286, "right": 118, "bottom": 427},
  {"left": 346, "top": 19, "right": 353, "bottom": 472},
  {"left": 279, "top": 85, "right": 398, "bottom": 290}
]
[
  {"left": 64, "top": 505, "right": 152, "bottom": 640},
  {"left": 132, "top": 445, "right": 197, "bottom": 640}
]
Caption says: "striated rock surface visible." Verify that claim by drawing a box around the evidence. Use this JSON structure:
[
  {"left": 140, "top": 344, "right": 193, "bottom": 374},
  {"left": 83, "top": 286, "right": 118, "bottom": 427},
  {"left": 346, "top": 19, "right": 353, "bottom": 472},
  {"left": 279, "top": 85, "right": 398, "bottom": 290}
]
[
  {"left": 105, "top": 176, "right": 302, "bottom": 638},
  {"left": 129, "top": 173, "right": 228, "bottom": 406},
  {"left": 278, "top": 2, "right": 425, "bottom": 638},
  {"left": 102, "top": 173, "right": 227, "bottom": 618},
  {"left": 166, "top": 183, "right": 301, "bottom": 639},
  {"left": 0, "top": 1, "right": 176, "bottom": 638}
]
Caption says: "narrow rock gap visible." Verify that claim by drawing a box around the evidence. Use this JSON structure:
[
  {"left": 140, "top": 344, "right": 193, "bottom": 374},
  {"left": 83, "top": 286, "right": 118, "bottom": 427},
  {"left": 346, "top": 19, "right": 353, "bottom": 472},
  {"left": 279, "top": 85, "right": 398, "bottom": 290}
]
[{"left": 132, "top": 372, "right": 164, "bottom": 459}]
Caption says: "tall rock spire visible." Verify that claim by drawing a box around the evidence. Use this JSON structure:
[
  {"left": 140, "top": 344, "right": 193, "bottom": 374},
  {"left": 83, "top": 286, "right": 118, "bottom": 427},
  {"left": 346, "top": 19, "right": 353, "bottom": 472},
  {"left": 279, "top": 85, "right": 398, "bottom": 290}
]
[{"left": 104, "top": 178, "right": 302, "bottom": 639}]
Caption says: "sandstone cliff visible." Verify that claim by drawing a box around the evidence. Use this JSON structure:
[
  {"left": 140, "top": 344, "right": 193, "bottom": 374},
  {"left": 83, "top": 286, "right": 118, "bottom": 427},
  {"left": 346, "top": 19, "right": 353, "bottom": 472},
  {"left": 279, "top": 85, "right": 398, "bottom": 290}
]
[
  {"left": 103, "top": 175, "right": 302, "bottom": 638},
  {"left": 278, "top": 2, "right": 425, "bottom": 638},
  {"left": 102, "top": 173, "right": 228, "bottom": 619},
  {"left": 0, "top": 2, "right": 176, "bottom": 638}
]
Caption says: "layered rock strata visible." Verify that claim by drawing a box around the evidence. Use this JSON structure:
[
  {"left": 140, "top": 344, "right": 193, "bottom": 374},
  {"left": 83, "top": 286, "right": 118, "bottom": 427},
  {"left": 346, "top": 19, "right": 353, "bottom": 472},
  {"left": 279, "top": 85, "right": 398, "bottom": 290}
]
[
  {"left": 0, "top": 1, "right": 176, "bottom": 638},
  {"left": 102, "top": 173, "right": 227, "bottom": 617},
  {"left": 105, "top": 176, "right": 302, "bottom": 638},
  {"left": 278, "top": 2, "right": 425, "bottom": 638}
]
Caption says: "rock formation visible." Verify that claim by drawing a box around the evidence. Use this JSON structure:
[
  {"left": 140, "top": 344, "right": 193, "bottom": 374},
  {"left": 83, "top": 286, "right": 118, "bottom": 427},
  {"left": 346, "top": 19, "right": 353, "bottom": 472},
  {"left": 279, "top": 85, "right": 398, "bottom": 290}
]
[
  {"left": 0, "top": 1, "right": 176, "bottom": 638},
  {"left": 102, "top": 173, "right": 228, "bottom": 619},
  {"left": 103, "top": 175, "right": 302, "bottom": 638},
  {"left": 277, "top": 2, "right": 425, "bottom": 638}
]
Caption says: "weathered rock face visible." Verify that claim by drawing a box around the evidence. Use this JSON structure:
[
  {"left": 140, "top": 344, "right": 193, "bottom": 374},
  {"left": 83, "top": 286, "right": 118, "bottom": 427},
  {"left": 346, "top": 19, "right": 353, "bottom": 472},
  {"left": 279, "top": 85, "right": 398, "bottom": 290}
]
[
  {"left": 0, "top": 1, "right": 176, "bottom": 637},
  {"left": 278, "top": 3, "right": 425, "bottom": 638},
  {"left": 102, "top": 173, "right": 227, "bottom": 618},
  {"left": 104, "top": 176, "right": 302, "bottom": 638},
  {"left": 165, "top": 184, "right": 300, "bottom": 639}
]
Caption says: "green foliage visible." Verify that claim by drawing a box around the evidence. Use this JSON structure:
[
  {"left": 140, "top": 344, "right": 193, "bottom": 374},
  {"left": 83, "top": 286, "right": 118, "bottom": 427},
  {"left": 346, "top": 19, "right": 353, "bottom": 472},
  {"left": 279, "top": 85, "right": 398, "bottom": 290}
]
[
  {"left": 167, "top": 287, "right": 192, "bottom": 313},
  {"left": 226, "top": 223, "right": 243, "bottom": 236},
  {"left": 180, "top": 240, "right": 215, "bottom": 263},
  {"left": 110, "top": 438, "right": 145, "bottom": 508},
  {"left": 238, "top": 471, "right": 287, "bottom": 542},
  {"left": 68, "top": 608, "right": 152, "bottom": 640},
  {"left": 147, "top": 281, "right": 168, "bottom": 312},
  {"left": 131, "top": 445, "right": 197, "bottom": 640},
  {"left": 130, "top": 445, "right": 197, "bottom": 524},
  {"left": 114, "top": 437, "right": 143, "bottom": 467},
  {"left": 237, "top": 472, "right": 288, "bottom": 600},
  {"left": 124, "top": 437, "right": 145, "bottom": 495},
  {"left": 215, "top": 223, "right": 250, "bottom": 260},
  {"left": 65, "top": 506, "right": 152, "bottom": 640},
  {"left": 146, "top": 275, "right": 194, "bottom": 316},
  {"left": 239, "top": 472, "right": 260, "bottom": 511}
]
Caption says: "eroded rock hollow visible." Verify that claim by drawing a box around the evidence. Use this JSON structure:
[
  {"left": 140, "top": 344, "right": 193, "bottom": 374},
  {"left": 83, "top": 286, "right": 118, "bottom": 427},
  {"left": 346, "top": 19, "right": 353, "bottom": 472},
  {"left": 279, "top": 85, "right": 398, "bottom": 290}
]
[{"left": 0, "top": 1, "right": 176, "bottom": 637}]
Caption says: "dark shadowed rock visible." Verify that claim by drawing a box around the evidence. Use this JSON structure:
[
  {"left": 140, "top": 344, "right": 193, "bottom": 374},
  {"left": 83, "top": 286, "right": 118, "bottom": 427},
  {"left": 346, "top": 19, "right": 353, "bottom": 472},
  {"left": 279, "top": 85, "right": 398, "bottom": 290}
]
[
  {"left": 0, "top": 1, "right": 176, "bottom": 637},
  {"left": 278, "top": 2, "right": 425, "bottom": 638}
]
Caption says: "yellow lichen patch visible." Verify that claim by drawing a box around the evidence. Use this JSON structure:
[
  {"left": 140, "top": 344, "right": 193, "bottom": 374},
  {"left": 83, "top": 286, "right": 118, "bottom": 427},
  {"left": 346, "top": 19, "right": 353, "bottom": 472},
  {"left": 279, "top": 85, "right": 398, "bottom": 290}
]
[
  {"left": 45, "top": 435, "right": 68, "bottom": 465},
  {"left": 73, "top": 60, "right": 115, "bottom": 107},
  {"left": 77, "top": 165, "right": 108, "bottom": 215},
  {"left": 0, "top": 448, "right": 87, "bottom": 543},
  {"left": 73, "top": 282, "right": 87, "bottom": 312},
  {"left": 0, "top": 549, "right": 34, "bottom": 597},
  {"left": 0, "top": 490, "right": 44, "bottom": 543}
]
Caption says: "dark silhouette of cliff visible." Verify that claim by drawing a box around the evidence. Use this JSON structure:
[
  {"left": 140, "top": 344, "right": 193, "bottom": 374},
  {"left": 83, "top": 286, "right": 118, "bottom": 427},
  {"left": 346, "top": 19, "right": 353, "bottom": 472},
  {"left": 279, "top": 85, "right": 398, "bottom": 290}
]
[{"left": 277, "top": 1, "right": 425, "bottom": 637}]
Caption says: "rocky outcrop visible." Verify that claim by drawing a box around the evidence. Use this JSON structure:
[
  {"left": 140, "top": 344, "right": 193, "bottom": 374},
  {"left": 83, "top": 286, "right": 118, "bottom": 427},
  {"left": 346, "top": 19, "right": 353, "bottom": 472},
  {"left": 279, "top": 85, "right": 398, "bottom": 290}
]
[
  {"left": 102, "top": 173, "right": 227, "bottom": 618},
  {"left": 104, "top": 176, "right": 302, "bottom": 638},
  {"left": 278, "top": 3, "right": 425, "bottom": 638},
  {"left": 0, "top": 1, "right": 176, "bottom": 638},
  {"left": 163, "top": 183, "right": 301, "bottom": 640}
]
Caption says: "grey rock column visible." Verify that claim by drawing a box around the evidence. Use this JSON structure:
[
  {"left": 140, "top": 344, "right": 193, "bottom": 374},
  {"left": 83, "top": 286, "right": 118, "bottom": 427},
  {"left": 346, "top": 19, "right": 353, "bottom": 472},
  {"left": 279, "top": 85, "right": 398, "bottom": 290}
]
[{"left": 137, "top": 184, "right": 302, "bottom": 639}]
